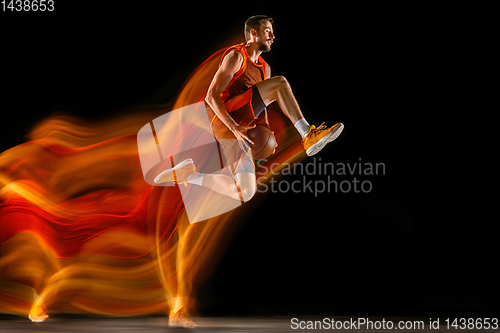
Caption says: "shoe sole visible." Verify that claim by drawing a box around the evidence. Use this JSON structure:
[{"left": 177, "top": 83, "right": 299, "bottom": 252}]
[
  {"left": 306, "top": 123, "right": 344, "bottom": 156},
  {"left": 154, "top": 158, "right": 194, "bottom": 184}
]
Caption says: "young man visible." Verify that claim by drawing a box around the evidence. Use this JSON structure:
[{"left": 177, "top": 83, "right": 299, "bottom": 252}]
[
  {"left": 156, "top": 15, "right": 344, "bottom": 328},
  {"left": 155, "top": 15, "right": 343, "bottom": 204}
]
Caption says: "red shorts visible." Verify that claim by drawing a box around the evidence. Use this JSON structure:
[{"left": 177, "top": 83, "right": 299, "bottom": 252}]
[
  {"left": 206, "top": 85, "right": 268, "bottom": 170},
  {"left": 208, "top": 85, "right": 267, "bottom": 141}
]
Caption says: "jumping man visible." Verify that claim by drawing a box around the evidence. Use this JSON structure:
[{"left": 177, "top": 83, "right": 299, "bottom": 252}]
[{"left": 155, "top": 15, "right": 344, "bottom": 204}]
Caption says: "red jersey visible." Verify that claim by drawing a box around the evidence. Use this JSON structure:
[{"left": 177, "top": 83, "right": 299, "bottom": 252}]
[
  {"left": 220, "top": 43, "right": 267, "bottom": 103},
  {"left": 208, "top": 43, "right": 269, "bottom": 140}
]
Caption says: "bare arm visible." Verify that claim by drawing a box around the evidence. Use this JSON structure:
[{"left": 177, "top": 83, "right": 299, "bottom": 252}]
[
  {"left": 264, "top": 61, "right": 271, "bottom": 80},
  {"left": 205, "top": 50, "right": 255, "bottom": 144}
]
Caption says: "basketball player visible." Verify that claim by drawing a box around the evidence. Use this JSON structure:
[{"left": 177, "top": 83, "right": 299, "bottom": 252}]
[
  {"left": 155, "top": 15, "right": 344, "bottom": 205},
  {"left": 157, "top": 15, "right": 344, "bottom": 327}
]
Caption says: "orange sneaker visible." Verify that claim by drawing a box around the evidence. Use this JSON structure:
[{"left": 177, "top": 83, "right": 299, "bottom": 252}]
[
  {"left": 302, "top": 123, "right": 344, "bottom": 156},
  {"left": 154, "top": 158, "right": 196, "bottom": 186}
]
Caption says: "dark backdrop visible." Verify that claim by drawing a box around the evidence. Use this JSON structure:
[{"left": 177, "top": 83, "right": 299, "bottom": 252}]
[{"left": 1, "top": 1, "right": 492, "bottom": 317}]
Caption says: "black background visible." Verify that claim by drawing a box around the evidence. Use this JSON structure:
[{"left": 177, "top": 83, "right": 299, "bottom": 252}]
[{"left": 1, "top": 1, "right": 493, "bottom": 318}]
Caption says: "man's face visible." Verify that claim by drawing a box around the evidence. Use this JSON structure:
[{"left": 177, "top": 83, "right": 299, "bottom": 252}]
[{"left": 255, "top": 21, "right": 275, "bottom": 52}]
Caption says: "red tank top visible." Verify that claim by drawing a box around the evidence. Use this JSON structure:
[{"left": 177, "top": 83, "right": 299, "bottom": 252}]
[{"left": 220, "top": 43, "right": 266, "bottom": 103}]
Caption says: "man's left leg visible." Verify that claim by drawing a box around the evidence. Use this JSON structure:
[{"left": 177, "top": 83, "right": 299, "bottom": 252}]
[
  {"left": 254, "top": 76, "right": 344, "bottom": 156},
  {"left": 255, "top": 76, "right": 304, "bottom": 125}
]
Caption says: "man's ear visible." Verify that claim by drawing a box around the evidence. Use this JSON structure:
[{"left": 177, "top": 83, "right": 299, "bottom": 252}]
[{"left": 250, "top": 28, "right": 258, "bottom": 38}]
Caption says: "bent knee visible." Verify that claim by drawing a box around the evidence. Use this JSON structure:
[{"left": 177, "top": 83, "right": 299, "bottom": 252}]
[
  {"left": 240, "top": 184, "right": 256, "bottom": 202},
  {"left": 272, "top": 75, "right": 289, "bottom": 88},
  {"left": 236, "top": 174, "right": 257, "bottom": 202}
]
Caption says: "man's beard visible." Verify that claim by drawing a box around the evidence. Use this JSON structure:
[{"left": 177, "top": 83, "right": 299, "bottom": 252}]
[{"left": 259, "top": 41, "right": 272, "bottom": 53}]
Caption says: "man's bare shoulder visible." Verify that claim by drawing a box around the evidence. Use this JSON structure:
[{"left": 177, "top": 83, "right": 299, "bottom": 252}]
[
  {"left": 223, "top": 49, "right": 244, "bottom": 63},
  {"left": 219, "top": 49, "right": 244, "bottom": 73}
]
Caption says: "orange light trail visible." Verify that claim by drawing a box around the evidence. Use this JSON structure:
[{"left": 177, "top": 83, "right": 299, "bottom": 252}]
[{"left": 0, "top": 42, "right": 303, "bottom": 321}]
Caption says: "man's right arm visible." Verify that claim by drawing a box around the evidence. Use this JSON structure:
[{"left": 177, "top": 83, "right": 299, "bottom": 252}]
[{"left": 205, "top": 50, "right": 254, "bottom": 144}]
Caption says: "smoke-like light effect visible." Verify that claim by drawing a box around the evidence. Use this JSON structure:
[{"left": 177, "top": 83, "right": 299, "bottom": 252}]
[{"left": 0, "top": 44, "right": 304, "bottom": 320}]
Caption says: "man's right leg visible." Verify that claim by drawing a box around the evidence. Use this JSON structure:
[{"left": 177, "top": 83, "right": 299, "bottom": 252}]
[
  {"left": 194, "top": 171, "right": 254, "bottom": 202},
  {"left": 187, "top": 144, "right": 256, "bottom": 203},
  {"left": 155, "top": 143, "right": 257, "bottom": 203}
]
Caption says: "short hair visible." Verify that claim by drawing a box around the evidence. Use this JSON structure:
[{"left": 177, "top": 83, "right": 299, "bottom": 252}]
[{"left": 244, "top": 15, "right": 273, "bottom": 41}]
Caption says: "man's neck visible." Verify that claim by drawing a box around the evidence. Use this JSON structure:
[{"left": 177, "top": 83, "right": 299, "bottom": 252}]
[{"left": 245, "top": 42, "right": 262, "bottom": 63}]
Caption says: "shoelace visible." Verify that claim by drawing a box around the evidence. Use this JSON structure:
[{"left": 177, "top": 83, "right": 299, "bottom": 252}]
[
  {"left": 310, "top": 122, "right": 328, "bottom": 135},
  {"left": 302, "top": 123, "right": 330, "bottom": 144}
]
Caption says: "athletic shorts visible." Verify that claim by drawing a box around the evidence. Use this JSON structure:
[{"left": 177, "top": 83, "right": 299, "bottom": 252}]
[
  {"left": 209, "top": 85, "right": 266, "bottom": 141},
  {"left": 207, "top": 85, "right": 266, "bottom": 174},
  {"left": 222, "top": 85, "right": 266, "bottom": 123}
]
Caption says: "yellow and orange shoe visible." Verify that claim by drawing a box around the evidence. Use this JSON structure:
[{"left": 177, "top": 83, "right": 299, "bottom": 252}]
[
  {"left": 302, "top": 122, "right": 344, "bottom": 156},
  {"left": 154, "top": 158, "right": 196, "bottom": 186}
]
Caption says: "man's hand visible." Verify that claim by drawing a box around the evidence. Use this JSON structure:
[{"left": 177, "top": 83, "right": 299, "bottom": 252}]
[
  {"left": 230, "top": 124, "right": 255, "bottom": 153},
  {"left": 272, "top": 130, "right": 278, "bottom": 154},
  {"left": 232, "top": 124, "right": 255, "bottom": 144}
]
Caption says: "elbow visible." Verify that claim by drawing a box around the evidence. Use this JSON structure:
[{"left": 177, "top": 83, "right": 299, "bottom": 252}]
[
  {"left": 204, "top": 91, "right": 211, "bottom": 104},
  {"left": 205, "top": 90, "right": 216, "bottom": 105},
  {"left": 205, "top": 89, "right": 221, "bottom": 106}
]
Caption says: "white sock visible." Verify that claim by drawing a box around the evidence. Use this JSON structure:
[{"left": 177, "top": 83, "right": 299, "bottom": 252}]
[
  {"left": 187, "top": 173, "right": 204, "bottom": 186},
  {"left": 294, "top": 118, "right": 311, "bottom": 138}
]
